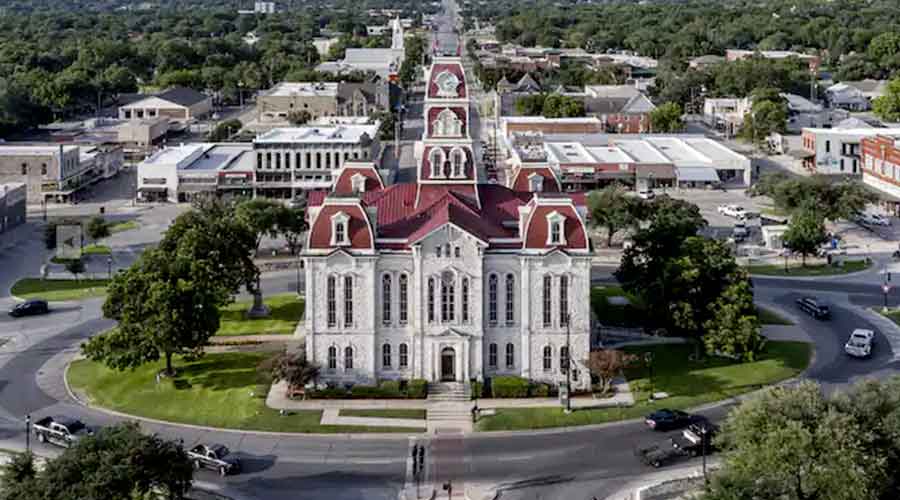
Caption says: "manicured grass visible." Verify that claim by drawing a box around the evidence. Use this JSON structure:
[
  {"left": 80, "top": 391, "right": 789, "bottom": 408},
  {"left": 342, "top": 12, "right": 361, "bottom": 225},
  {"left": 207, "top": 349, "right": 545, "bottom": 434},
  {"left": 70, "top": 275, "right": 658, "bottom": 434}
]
[
  {"left": 217, "top": 293, "right": 305, "bottom": 336},
  {"left": 11, "top": 278, "right": 109, "bottom": 301},
  {"left": 591, "top": 286, "right": 646, "bottom": 328},
  {"left": 82, "top": 244, "right": 111, "bottom": 255},
  {"left": 108, "top": 220, "right": 139, "bottom": 233},
  {"left": 879, "top": 308, "right": 900, "bottom": 326},
  {"left": 340, "top": 409, "right": 427, "bottom": 420},
  {"left": 67, "top": 352, "right": 421, "bottom": 433},
  {"left": 476, "top": 341, "right": 811, "bottom": 432},
  {"left": 746, "top": 259, "right": 870, "bottom": 276},
  {"left": 756, "top": 306, "right": 794, "bottom": 325}
]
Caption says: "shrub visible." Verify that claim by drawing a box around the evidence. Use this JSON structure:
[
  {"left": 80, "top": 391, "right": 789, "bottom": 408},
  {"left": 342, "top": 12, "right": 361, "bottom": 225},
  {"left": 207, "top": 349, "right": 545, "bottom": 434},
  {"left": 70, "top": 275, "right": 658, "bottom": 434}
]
[
  {"left": 471, "top": 380, "right": 483, "bottom": 400},
  {"left": 407, "top": 379, "right": 428, "bottom": 399},
  {"left": 491, "top": 376, "right": 530, "bottom": 398},
  {"left": 378, "top": 380, "right": 404, "bottom": 398},
  {"left": 530, "top": 382, "right": 551, "bottom": 397},
  {"left": 309, "top": 387, "right": 349, "bottom": 399}
]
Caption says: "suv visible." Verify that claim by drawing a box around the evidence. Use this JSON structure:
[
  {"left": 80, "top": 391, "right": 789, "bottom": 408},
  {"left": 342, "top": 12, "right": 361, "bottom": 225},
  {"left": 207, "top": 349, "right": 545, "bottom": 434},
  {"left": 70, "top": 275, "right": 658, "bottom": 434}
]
[
  {"left": 8, "top": 299, "right": 49, "bottom": 318},
  {"left": 796, "top": 297, "right": 830, "bottom": 319},
  {"left": 844, "top": 329, "right": 875, "bottom": 358}
]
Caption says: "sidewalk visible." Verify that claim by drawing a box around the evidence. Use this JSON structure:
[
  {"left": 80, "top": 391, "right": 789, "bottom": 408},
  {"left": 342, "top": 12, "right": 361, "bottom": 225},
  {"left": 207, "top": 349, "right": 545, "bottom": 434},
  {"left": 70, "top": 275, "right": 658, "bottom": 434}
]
[{"left": 603, "top": 459, "right": 721, "bottom": 500}]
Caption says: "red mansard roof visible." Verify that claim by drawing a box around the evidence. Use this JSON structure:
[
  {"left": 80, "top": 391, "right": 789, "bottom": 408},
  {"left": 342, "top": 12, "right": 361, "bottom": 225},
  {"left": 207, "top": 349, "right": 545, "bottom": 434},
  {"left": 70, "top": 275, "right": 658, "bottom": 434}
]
[
  {"left": 419, "top": 146, "right": 475, "bottom": 182},
  {"left": 308, "top": 204, "right": 373, "bottom": 250},
  {"left": 332, "top": 164, "right": 384, "bottom": 195},
  {"left": 522, "top": 204, "right": 589, "bottom": 251},
  {"left": 510, "top": 166, "right": 561, "bottom": 193}
]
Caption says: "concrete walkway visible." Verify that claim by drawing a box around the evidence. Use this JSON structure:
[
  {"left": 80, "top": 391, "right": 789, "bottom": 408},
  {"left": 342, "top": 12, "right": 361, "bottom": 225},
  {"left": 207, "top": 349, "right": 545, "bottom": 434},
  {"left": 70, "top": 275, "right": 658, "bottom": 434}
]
[{"left": 319, "top": 408, "right": 426, "bottom": 429}]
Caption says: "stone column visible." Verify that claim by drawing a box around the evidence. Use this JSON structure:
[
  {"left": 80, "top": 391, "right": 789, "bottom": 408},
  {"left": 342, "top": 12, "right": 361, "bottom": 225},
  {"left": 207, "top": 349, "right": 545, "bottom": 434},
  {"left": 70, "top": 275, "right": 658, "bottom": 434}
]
[
  {"left": 413, "top": 247, "right": 424, "bottom": 379},
  {"left": 519, "top": 257, "right": 531, "bottom": 379}
]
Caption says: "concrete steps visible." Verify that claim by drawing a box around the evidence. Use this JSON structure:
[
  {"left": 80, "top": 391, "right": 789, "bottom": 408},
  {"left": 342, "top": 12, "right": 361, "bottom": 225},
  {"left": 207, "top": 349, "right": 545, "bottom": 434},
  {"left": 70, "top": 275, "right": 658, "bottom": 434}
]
[{"left": 427, "top": 382, "right": 470, "bottom": 402}]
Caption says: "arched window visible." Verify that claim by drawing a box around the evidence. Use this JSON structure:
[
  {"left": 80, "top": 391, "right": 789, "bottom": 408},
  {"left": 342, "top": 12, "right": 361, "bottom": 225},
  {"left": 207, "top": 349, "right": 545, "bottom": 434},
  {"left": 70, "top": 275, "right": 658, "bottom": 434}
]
[
  {"left": 382, "top": 274, "right": 392, "bottom": 324},
  {"left": 488, "top": 274, "right": 498, "bottom": 325},
  {"left": 488, "top": 343, "right": 498, "bottom": 368},
  {"left": 505, "top": 274, "right": 515, "bottom": 325},
  {"left": 505, "top": 343, "right": 515, "bottom": 368},
  {"left": 454, "top": 246, "right": 461, "bottom": 258},
  {"left": 559, "top": 275, "right": 569, "bottom": 326},
  {"left": 427, "top": 277, "right": 436, "bottom": 323},
  {"left": 328, "top": 346, "right": 337, "bottom": 370},
  {"left": 327, "top": 276, "right": 337, "bottom": 327},
  {"left": 429, "top": 149, "right": 444, "bottom": 178},
  {"left": 382, "top": 343, "right": 392, "bottom": 368},
  {"left": 542, "top": 275, "right": 552, "bottom": 327},
  {"left": 461, "top": 277, "right": 469, "bottom": 323},
  {"left": 451, "top": 149, "right": 464, "bottom": 177},
  {"left": 542, "top": 346, "right": 552, "bottom": 372},
  {"left": 560, "top": 346, "right": 569, "bottom": 374},
  {"left": 344, "top": 275, "right": 353, "bottom": 326},
  {"left": 441, "top": 273, "right": 455, "bottom": 322},
  {"left": 399, "top": 343, "right": 409, "bottom": 368},
  {"left": 399, "top": 274, "right": 408, "bottom": 324},
  {"left": 345, "top": 346, "right": 354, "bottom": 370}
]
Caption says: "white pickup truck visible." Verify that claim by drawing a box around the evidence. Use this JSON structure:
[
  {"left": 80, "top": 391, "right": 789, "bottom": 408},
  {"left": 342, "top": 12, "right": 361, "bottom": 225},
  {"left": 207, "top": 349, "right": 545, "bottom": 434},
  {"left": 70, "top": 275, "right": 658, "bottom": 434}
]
[{"left": 33, "top": 416, "right": 94, "bottom": 448}]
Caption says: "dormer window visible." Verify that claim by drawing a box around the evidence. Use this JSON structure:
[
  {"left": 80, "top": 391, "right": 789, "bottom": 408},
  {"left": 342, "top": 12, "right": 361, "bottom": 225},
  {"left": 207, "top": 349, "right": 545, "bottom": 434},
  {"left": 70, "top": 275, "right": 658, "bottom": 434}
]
[
  {"left": 350, "top": 173, "right": 366, "bottom": 194},
  {"left": 429, "top": 148, "right": 445, "bottom": 178},
  {"left": 546, "top": 211, "right": 566, "bottom": 245},
  {"left": 331, "top": 212, "right": 350, "bottom": 246},
  {"left": 451, "top": 148, "right": 464, "bottom": 177},
  {"left": 528, "top": 173, "right": 544, "bottom": 193}
]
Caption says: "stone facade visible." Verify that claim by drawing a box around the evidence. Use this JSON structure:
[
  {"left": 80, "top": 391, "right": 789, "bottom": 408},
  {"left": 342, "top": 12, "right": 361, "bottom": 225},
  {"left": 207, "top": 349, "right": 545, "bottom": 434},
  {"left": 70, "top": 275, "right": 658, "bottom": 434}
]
[{"left": 302, "top": 57, "right": 592, "bottom": 389}]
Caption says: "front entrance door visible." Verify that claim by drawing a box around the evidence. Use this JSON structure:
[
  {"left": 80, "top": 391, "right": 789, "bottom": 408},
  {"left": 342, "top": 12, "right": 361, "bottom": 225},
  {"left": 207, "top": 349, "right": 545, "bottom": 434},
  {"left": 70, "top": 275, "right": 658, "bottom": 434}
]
[{"left": 440, "top": 347, "right": 455, "bottom": 381}]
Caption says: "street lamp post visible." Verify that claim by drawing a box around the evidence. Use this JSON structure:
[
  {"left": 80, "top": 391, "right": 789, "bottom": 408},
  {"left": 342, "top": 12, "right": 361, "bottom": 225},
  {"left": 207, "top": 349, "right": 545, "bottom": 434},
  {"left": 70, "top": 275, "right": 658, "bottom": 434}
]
[
  {"left": 644, "top": 352, "right": 654, "bottom": 401},
  {"left": 296, "top": 254, "right": 303, "bottom": 297},
  {"left": 238, "top": 81, "right": 245, "bottom": 109},
  {"left": 107, "top": 257, "right": 113, "bottom": 279},
  {"left": 25, "top": 414, "right": 30, "bottom": 452},
  {"left": 700, "top": 423, "right": 709, "bottom": 487}
]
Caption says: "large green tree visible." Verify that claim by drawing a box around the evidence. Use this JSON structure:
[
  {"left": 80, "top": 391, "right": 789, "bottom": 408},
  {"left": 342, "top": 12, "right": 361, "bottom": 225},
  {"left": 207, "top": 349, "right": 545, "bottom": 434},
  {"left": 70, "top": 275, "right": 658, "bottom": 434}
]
[
  {"left": 587, "top": 185, "right": 642, "bottom": 247},
  {"left": 649, "top": 102, "right": 683, "bottom": 133},
  {"left": 783, "top": 208, "right": 828, "bottom": 266},
  {"left": 1, "top": 423, "right": 193, "bottom": 500},
  {"left": 752, "top": 173, "right": 875, "bottom": 221},
  {"left": 703, "top": 382, "right": 891, "bottom": 500},
  {"left": 873, "top": 78, "right": 900, "bottom": 122},
  {"left": 703, "top": 279, "right": 765, "bottom": 361}
]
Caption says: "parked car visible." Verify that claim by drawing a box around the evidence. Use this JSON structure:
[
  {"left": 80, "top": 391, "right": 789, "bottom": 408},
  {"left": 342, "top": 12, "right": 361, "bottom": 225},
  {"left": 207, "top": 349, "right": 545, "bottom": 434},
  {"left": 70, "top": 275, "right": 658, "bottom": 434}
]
[
  {"left": 844, "top": 329, "right": 875, "bottom": 358},
  {"left": 8, "top": 299, "right": 49, "bottom": 318},
  {"left": 637, "top": 189, "right": 655, "bottom": 200},
  {"left": 796, "top": 297, "right": 831, "bottom": 320},
  {"left": 636, "top": 422, "right": 718, "bottom": 468},
  {"left": 188, "top": 444, "right": 241, "bottom": 476},
  {"left": 717, "top": 204, "right": 748, "bottom": 220},
  {"left": 644, "top": 409, "right": 696, "bottom": 431},
  {"left": 856, "top": 213, "right": 891, "bottom": 226},
  {"left": 732, "top": 222, "right": 749, "bottom": 241},
  {"left": 33, "top": 416, "right": 94, "bottom": 448}
]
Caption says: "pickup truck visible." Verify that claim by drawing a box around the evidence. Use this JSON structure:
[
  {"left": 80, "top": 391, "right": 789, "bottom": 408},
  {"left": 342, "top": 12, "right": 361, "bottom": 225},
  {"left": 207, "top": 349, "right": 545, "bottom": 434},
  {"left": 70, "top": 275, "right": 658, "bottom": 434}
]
[
  {"left": 636, "top": 423, "right": 717, "bottom": 468},
  {"left": 33, "top": 416, "right": 94, "bottom": 448},
  {"left": 188, "top": 444, "right": 242, "bottom": 476}
]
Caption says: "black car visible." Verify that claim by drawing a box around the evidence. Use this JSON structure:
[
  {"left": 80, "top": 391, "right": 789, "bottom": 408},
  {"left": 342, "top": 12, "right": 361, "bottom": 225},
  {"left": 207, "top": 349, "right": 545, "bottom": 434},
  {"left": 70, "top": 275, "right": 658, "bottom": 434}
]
[
  {"left": 796, "top": 297, "right": 830, "bottom": 319},
  {"left": 188, "top": 444, "right": 241, "bottom": 476},
  {"left": 8, "top": 299, "right": 49, "bottom": 318},
  {"left": 644, "top": 409, "right": 695, "bottom": 431}
]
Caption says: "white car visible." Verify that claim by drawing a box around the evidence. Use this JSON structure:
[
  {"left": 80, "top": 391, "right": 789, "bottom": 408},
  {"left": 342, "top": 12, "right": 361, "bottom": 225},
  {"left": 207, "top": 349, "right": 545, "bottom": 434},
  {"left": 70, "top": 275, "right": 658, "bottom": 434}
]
[
  {"left": 844, "top": 329, "right": 875, "bottom": 358},
  {"left": 856, "top": 213, "right": 891, "bottom": 226},
  {"left": 717, "top": 205, "right": 747, "bottom": 220},
  {"left": 637, "top": 189, "right": 655, "bottom": 200}
]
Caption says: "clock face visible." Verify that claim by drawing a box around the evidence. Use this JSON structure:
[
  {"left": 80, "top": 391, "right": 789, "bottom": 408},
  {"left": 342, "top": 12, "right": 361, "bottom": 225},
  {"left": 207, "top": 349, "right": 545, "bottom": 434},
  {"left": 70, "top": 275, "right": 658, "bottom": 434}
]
[{"left": 435, "top": 71, "right": 460, "bottom": 97}]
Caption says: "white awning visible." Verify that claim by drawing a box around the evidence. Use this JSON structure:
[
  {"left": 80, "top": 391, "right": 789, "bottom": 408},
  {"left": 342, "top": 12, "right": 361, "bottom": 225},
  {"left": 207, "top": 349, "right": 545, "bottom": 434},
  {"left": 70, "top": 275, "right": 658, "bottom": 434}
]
[{"left": 676, "top": 166, "right": 721, "bottom": 182}]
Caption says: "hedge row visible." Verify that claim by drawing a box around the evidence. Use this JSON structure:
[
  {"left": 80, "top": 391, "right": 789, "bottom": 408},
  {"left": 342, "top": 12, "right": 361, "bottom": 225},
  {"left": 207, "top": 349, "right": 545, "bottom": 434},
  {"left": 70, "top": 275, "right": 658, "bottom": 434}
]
[
  {"left": 308, "top": 379, "right": 429, "bottom": 399},
  {"left": 488, "top": 376, "right": 558, "bottom": 398}
]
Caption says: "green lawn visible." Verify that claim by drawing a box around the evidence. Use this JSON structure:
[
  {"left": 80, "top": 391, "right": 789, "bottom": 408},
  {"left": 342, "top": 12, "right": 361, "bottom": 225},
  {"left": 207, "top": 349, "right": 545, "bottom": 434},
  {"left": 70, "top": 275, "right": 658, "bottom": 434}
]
[
  {"left": 340, "top": 409, "right": 427, "bottom": 420},
  {"left": 746, "top": 259, "right": 870, "bottom": 276},
  {"left": 82, "top": 244, "right": 112, "bottom": 255},
  {"left": 879, "top": 308, "right": 900, "bottom": 326},
  {"left": 476, "top": 341, "right": 810, "bottom": 432},
  {"left": 217, "top": 293, "right": 305, "bottom": 336},
  {"left": 756, "top": 306, "right": 794, "bottom": 325},
  {"left": 67, "top": 352, "right": 421, "bottom": 433},
  {"left": 591, "top": 286, "right": 646, "bottom": 328},
  {"left": 108, "top": 220, "right": 139, "bottom": 233},
  {"left": 11, "top": 278, "right": 109, "bottom": 301}
]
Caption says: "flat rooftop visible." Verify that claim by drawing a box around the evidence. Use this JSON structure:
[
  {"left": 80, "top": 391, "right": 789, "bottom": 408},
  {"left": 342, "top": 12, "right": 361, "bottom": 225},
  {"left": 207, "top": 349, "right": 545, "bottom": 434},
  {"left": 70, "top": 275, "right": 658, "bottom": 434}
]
[
  {"left": 263, "top": 82, "right": 338, "bottom": 98},
  {"left": 142, "top": 144, "right": 206, "bottom": 166},
  {"left": 584, "top": 146, "right": 634, "bottom": 164},
  {"left": 611, "top": 140, "right": 671, "bottom": 164},
  {"left": 184, "top": 144, "right": 253, "bottom": 171},
  {"left": 0, "top": 145, "right": 79, "bottom": 156},
  {"left": 255, "top": 124, "right": 380, "bottom": 144},
  {"left": 546, "top": 142, "right": 594, "bottom": 164},
  {"left": 804, "top": 127, "right": 900, "bottom": 137}
]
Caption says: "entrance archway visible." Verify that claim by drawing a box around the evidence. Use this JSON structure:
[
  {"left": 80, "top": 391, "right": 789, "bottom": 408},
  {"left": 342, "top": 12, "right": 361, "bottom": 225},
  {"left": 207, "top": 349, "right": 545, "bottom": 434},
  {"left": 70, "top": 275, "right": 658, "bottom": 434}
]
[{"left": 440, "top": 347, "right": 456, "bottom": 381}]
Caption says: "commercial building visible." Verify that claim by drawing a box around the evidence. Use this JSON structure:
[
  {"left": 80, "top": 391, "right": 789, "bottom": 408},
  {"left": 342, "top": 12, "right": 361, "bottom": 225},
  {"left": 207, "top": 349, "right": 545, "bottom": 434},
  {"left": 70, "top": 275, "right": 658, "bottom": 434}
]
[
  {"left": 136, "top": 122, "right": 380, "bottom": 202},
  {"left": 316, "top": 18, "right": 405, "bottom": 80},
  {"left": 0, "top": 183, "right": 26, "bottom": 234},
  {"left": 118, "top": 87, "right": 213, "bottom": 123},
  {"left": 256, "top": 81, "right": 390, "bottom": 123},
  {"left": 825, "top": 80, "right": 888, "bottom": 111},
  {"left": 861, "top": 135, "right": 900, "bottom": 215},
  {"left": 301, "top": 57, "right": 592, "bottom": 389},
  {"left": 799, "top": 127, "right": 900, "bottom": 175},
  {"left": 503, "top": 132, "right": 752, "bottom": 191},
  {"left": 0, "top": 144, "right": 123, "bottom": 204}
]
